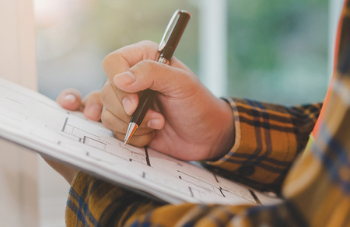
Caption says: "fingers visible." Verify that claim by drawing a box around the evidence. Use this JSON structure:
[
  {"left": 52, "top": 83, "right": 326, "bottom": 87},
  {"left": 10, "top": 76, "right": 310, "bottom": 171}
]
[
  {"left": 102, "top": 41, "right": 159, "bottom": 118},
  {"left": 101, "top": 107, "right": 162, "bottom": 148},
  {"left": 101, "top": 81, "right": 164, "bottom": 147},
  {"left": 103, "top": 41, "right": 159, "bottom": 88},
  {"left": 101, "top": 82, "right": 165, "bottom": 128},
  {"left": 101, "top": 97, "right": 165, "bottom": 131},
  {"left": 82, "top": 91, "right": 103, "bottom": 121},
  {"left": 101, "top": 82, "right": 132, "bottom": 119},
  {"left": 56, "top": 89, "right": 103, "bottom": 122},
  {"left": 113, "top": 60, "right": 198, "bottom": 97},
  {"left": 102, "top": 40, "right": 190, "bottom": 89},
  {"left": 56, "top": 89, "right": 82, "bottom": 111},
  {"left": 101, "top": 108, "right": 158, "bottom": 134},
  {"left": 103, "top": 40, "right": 195, "bottom": 117},
  {"left": 102, "top": 40, "right": 190, "bottom": 147},
  {"left": 113, "top": 131, "right": 155, "bottom": 148},
  {"left": 101, "top": 82, "right": 139, "bottom": 116}
]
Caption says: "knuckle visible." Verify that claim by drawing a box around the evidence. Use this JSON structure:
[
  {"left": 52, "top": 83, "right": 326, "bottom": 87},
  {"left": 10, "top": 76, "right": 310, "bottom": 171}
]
[
  {"left": 180, "top": 71, "right": 199, "bottom": 93},
  {"left": 131, "top": 133, "right": 154, "bottom": 147},
  {"left": 101, "top": 110, "right": 113, "bottom": 129},
  {"left": 113, "top": 131, "right": 125, "bottom": 141},
  {"left": 100, "top": 85, "right": 109, "bottom": 105},
  {"left": 87, "top": 91, "right": 101, "bottom": 103},
  {"left": 91, "top": 90, "right": 101, "bottom": 97},
  {"left": 102, "top": 51, "right": 124, "bottom": 71},
  {"left": 139, "top": 40, "right": 157, "bottom": 49},
  {"left": 102, "top": 53, "right": 115, "bottom": 70},
  {"left": 136, "top": 60, "right": 157, "bottom": 78},
  {"left": 130, "top": 138, "right": 148, "bottom": 148},
  {"left": 100, "top": 83, "right": 115, "bottom": 105},
  {"left": 101, "top": 109, "right": 128, "bottom": 132},
  {"left": 137, "top": 60, "right": 151, "bottom": 71},
  {"left": 187, "top": 75, "right": 198, "bottom": 90}
]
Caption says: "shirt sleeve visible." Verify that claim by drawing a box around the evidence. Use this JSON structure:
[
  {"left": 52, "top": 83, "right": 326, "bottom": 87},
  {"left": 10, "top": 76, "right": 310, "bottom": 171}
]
[
  {"left": 205, "top": 97, "right": 322, "bottom": 192},
  {"left": 65, "top": 171, "right": 166, "bottom": 227},
  {"left": 122, "top": 73, "right": 349, "bottom": 227},
  {"left": 65, "top": 1, "right": 350, "bottom": 224},
  {"left": 65, "top": 100, "right": 322, "bottom": 227}
]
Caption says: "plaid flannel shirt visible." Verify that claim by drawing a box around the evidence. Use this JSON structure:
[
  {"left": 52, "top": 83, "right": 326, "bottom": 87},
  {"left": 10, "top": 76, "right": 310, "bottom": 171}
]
[{"left": 65, "top": 1, "right": 350, "bottom": 226}]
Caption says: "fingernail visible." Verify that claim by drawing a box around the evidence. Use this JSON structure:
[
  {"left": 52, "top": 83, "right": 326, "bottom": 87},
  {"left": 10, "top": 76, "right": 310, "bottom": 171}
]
[
  {"left": 114, "top": 71, "right": 136, "bottom": 86},
  {"left": 147, "top": 118, "right": 163, "bottom": 129},
  {"left": 64, "top": 94, "right": 76, "bottom": 103},
  {"left": 86, "top": 104, "right": 102, "bottom": 120},
  {"left": 122, "top": 97, "right": 133, "bottom": 115}
]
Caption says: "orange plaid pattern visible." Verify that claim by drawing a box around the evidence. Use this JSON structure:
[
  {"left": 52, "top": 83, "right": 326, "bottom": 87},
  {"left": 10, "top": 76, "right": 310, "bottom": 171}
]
[{"left": 66, "top": 1, "right": 350, "bottom": 226}]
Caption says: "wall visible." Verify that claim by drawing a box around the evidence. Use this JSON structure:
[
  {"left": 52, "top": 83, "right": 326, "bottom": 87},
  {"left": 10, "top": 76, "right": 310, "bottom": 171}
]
[{"left": 0, "top": 0, "right": 38, "bottom": 226}]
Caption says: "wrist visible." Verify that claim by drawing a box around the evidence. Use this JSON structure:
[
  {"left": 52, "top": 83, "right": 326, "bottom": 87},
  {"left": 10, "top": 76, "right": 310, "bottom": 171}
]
[{"left": 209, "top": 97, "right": 235, "bottom": 160}]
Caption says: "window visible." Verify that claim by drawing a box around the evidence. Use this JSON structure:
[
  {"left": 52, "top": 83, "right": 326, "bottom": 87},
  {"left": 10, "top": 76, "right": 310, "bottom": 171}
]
[
  {"left": 226, "top": 0, "right": 329, "bottom": 105},
  {"left": 35, "top": 0, "right": 199, "bottom": 99},
  {"left": 36, "top": 0, "right": 330, "bottom": 105}
]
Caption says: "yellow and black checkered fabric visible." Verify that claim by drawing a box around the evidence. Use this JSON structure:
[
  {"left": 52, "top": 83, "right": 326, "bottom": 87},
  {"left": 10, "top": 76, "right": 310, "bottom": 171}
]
[{"left": 65, "top": 1, "right": 350, "bottom": 226}]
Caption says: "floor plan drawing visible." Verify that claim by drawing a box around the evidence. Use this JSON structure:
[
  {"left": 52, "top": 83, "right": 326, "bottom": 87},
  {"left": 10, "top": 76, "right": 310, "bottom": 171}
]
[
  {"left": 61, "top": 117, "right": 109, "bottom": 151},
  {"left": 0, "top": 78, "right": 282, "bottom": 206}
]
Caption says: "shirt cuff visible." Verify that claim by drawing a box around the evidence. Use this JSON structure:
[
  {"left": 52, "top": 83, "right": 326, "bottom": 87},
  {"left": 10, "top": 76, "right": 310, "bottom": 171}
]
[
  {"left": 206, "top": 97, "right": 247, "bottom": 171},
  {"left": 205, "top": 97, "right": 298, "bottom": 186}
]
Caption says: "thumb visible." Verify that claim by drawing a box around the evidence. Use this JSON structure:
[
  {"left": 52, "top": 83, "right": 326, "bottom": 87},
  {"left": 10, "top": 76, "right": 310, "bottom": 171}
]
[{"left": 113, "top": 60, "right": 198, "bottom": 97}]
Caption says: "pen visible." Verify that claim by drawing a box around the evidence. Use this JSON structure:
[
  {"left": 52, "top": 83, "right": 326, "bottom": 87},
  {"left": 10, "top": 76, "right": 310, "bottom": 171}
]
[{"left": 124, "top": 10, "right": 191, "bottom": 145}]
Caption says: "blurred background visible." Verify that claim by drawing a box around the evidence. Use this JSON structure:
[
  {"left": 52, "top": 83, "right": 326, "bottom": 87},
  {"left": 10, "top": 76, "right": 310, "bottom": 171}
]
[
  {"left": 33, "top": 0, "right": 337, "bottom": 226},
  {"left": 35, "top": 0, "right": 330, "bottom": 105}
]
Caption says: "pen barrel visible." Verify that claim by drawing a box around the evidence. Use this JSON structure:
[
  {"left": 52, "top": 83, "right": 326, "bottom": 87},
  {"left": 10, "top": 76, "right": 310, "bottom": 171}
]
[
  {"left": 127, "top": 10, "right": 190, "bottom": 142},
  {"left": 130, "top": 89, "right": 156, "bottom": 126},
  {"left": 158, "top": 11, "right": 190, "bottom": 61}
]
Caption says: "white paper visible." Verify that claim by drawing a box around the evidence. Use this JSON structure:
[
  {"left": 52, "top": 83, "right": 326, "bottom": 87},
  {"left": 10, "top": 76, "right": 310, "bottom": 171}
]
[{"left": 0, "top": 78, "right": 281, "bottom": 205}]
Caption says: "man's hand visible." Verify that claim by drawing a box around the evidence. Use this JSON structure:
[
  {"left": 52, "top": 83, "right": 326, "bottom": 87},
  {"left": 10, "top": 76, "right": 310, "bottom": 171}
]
[
  {"left": 44, "top": 89, "right": 103, "bottom": 185},
  {"left": 101, "top": 41, "right": 235, "bottom": 161}
]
